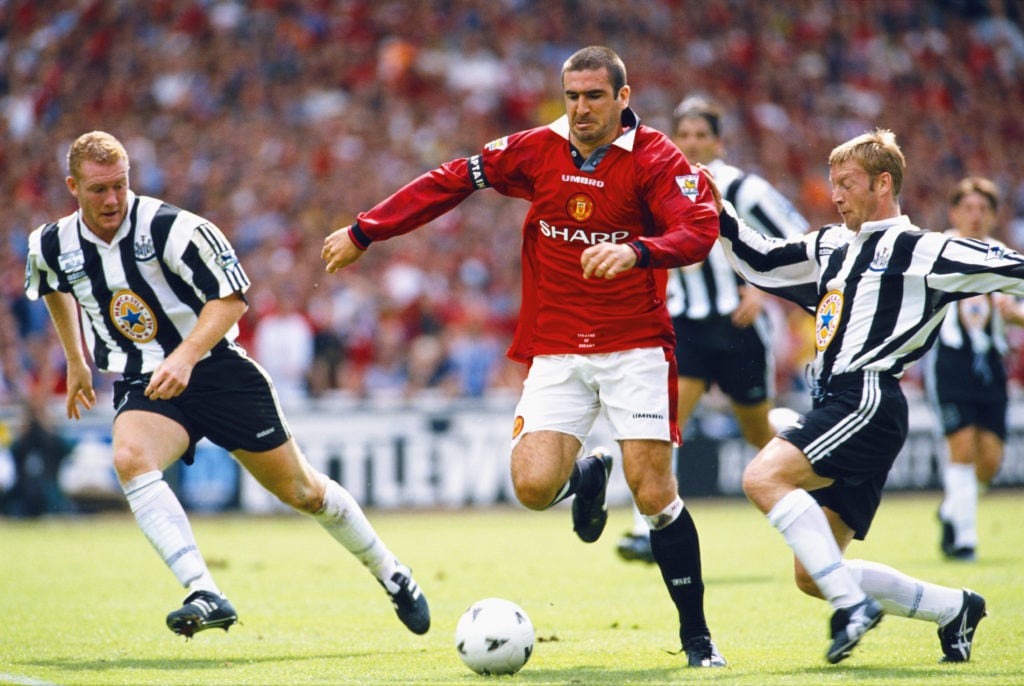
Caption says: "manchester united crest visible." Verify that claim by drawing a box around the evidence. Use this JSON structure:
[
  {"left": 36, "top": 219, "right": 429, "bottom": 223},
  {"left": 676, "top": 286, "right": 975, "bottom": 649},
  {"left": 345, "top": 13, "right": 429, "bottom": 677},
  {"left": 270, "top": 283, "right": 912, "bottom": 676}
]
[
  {"left": 566, "top": 193, "right": 594, "bottom": 222},
  {"left": 815, "top": 290, "right": 843, "bottom": 351},
  {"left": 110, "top": 289, "right": 157, "bottom": 343}
]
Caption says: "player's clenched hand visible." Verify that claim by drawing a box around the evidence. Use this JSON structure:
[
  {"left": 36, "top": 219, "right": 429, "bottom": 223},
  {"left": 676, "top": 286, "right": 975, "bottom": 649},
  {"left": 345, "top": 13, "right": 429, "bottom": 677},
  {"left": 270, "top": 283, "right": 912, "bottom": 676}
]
[
  {"left": 581, "top": 242, "right": 636, "bottom": 279},
  {"left": 322, "top": 226, "right": 366, "bottom": 273},
  {"left": 144, "top": 353, "right": 194, "bottom": 400}
]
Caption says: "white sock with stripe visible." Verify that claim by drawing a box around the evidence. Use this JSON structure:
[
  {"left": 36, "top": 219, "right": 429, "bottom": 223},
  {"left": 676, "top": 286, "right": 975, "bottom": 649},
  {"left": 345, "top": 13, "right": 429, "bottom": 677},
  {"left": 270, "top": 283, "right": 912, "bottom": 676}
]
[
  {"left": 123, "top": 470, "right": 221, "bottom": 595},
  {"left": 313, "top": 479, "right": 395, "bottom": 582},
  {"left": 845, "top": 558, "right": 964, "bottom": 625},
  {"left": 767, "top": 489, "right": 864, "bottom": 609}
]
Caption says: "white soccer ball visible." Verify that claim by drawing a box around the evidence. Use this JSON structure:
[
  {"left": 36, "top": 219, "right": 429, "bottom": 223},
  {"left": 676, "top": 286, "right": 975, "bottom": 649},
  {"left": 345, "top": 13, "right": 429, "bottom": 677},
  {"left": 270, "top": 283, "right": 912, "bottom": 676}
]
[{"left": 455, "top": 598, "right": 535, "bottom": 675}]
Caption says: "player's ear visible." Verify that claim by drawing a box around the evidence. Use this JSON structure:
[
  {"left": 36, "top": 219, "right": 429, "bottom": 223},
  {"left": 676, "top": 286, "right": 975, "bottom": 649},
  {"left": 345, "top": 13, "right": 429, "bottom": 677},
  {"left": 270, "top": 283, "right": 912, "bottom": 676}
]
[
  {"left": 874, "top": 171, "right": 893, "bottom": 196},
  {"left": 617, "top": 84, "right": 630, "bottom": 108},
  {"left": 66, "top": 175, "right": 79, "bottom": 198}
]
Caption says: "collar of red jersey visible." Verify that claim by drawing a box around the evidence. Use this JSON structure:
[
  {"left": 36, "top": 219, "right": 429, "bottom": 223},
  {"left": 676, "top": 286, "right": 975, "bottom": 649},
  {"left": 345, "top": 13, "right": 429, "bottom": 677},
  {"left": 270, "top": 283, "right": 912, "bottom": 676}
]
[{"left": 549, "top": 107, "right": 640, "bottom": 151}]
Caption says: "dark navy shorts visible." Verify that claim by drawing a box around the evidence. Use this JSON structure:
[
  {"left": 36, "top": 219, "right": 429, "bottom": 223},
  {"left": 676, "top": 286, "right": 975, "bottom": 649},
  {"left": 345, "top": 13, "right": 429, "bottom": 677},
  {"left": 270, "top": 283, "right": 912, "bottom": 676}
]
[
  {"left": 674, "top": 314, "right": 770, "bottom": 405},
  {"left": 777, "top": 371, "right": 908, "bottom": 540},
  {"left": 112, "top": 347, "right": 292, "bottom": 465},
  {"left": 928, "top": 346, "right": 1008, "bottom": 439}
]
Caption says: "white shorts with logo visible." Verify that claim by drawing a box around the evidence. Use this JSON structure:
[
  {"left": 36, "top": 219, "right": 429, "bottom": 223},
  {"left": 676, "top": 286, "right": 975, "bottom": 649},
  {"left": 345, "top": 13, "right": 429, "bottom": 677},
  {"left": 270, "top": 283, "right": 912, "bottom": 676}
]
[{"left": 512, "top": 347, "right": 674, "bottom": 447}]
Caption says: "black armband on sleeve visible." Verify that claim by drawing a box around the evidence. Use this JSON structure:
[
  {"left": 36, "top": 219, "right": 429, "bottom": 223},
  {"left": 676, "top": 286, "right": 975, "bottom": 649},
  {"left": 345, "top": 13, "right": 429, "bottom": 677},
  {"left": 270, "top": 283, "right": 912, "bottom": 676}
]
[
  {"left": 629, "top": 240, "right": 650, "bottom": 268},
  {"left": 350, "top": 221, "right": 373, "bottom": 249},
  {"left": 467, "top": 154, "right": 491, "bottom": 190}
]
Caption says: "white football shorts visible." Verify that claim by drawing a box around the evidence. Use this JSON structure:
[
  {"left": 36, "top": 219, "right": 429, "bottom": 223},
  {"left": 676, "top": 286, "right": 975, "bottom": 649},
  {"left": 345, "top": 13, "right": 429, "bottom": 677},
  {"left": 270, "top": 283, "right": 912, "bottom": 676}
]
[{"left": 512, "top": 347, "right": 673, "bottom": 447}]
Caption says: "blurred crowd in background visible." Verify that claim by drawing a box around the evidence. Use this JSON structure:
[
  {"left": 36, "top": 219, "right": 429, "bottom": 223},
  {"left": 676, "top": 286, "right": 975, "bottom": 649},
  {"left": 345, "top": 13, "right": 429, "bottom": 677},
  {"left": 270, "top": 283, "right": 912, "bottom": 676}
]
[{"left": 3, "top": 0, "right": 1024, "bottom": 413}]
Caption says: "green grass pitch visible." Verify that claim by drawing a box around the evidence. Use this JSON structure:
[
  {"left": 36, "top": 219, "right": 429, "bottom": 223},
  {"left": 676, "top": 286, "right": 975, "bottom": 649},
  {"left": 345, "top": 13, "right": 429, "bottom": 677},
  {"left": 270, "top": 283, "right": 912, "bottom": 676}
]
[{"left": 1, "top": 491, "right": 1021, "bottom": 685}]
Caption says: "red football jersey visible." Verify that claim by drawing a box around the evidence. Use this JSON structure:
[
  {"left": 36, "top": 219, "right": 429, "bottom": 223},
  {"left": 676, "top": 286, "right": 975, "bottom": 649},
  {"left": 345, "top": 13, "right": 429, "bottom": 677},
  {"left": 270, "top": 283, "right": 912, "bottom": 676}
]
[{"left": 353, "top": 109, "right": 719, "bottom": 363}]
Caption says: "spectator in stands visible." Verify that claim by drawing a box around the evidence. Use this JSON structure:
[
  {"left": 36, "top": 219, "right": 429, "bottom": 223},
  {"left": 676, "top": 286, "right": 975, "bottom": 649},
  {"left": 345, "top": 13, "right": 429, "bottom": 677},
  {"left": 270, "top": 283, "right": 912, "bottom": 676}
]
[{"left": 3, "top": 1, "right": 1024, "bottom": 401}]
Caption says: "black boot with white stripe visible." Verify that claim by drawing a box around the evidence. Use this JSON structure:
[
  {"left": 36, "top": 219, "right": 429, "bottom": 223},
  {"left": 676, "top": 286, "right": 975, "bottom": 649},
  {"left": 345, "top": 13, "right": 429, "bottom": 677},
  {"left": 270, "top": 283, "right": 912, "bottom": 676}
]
[
  {"left": 166, "top": 590, "right": 238, "bottom": 638},
  {"left": 380, "top": 564, "right": 430, "bottom": 635}
]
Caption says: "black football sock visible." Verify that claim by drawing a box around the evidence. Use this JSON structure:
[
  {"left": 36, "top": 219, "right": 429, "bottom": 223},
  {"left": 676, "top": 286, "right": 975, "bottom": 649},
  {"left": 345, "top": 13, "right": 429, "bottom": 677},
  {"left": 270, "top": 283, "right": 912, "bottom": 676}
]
[
  {"left": 546, "top": 454, "right": 603, "bottom": 508},
  {"left": 650, "top": 507, "right": 710, "bottom": 643}
]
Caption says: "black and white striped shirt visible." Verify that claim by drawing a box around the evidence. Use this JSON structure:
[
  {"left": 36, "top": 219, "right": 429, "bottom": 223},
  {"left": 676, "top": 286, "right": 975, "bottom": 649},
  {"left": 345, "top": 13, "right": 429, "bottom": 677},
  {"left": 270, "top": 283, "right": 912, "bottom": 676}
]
[
  {"left": 717, "top": 208, "right": 1024, "bottom": 388},
  {"left": 25, "top": 192, "right": 250, "bottom": 375},
  {"left": 666, "top": 159, "right": 808, "bottom": 320},
  {"left": 933, "top": 230, "right": 1012, "bottom": 356}
]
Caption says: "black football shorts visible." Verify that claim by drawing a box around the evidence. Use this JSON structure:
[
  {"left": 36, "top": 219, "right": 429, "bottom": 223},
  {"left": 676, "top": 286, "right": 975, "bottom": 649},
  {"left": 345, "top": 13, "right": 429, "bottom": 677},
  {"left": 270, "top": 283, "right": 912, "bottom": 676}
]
[
  {"left": 113, "top": 346, "right": 291, "bottom": 464},
  {"left": 929, "top": 345, "right": 1008, "bottom": 439},
  {"left": 674, "top": 314, "right": 770, "bottom": 405},
  {"left": 776, "top": 371, "right": 908, "bottom": 539}
]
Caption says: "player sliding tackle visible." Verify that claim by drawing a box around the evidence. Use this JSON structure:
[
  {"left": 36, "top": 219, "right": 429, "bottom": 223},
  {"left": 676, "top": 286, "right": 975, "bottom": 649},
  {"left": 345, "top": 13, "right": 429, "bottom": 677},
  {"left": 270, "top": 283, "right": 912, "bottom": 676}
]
[{"left": 704, "top": 129, "right": 1006, "bottom": 664}]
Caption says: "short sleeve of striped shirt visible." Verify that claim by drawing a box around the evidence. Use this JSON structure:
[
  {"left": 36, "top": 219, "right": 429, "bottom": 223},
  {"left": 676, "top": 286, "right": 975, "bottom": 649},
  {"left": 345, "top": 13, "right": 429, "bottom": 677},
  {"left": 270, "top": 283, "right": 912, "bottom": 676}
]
[{"left": 189, "top": 220, "right": 250, "bottom": 300}]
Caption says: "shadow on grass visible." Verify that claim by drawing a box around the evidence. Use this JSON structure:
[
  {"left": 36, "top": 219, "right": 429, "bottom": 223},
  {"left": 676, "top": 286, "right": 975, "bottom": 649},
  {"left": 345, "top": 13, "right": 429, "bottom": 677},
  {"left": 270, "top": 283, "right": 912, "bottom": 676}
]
[
  {"left": 796, "top": 663, "right": 997, "bottom": 681},
  {"left": 19, "top": 652, "right": 383, "bottom": 673},
  {"left": 502, "top": 665, "right": 700, "bottom": 683},
  {"left": 705, "top": 573, "right": 776, "bottom": 585}
]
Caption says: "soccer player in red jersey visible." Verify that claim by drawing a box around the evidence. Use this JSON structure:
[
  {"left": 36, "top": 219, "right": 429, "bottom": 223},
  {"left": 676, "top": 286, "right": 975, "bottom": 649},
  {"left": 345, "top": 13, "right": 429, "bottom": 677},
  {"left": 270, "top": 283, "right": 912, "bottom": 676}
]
[{"left": 323, "top": 46, "right": 725, "bottom": 666}]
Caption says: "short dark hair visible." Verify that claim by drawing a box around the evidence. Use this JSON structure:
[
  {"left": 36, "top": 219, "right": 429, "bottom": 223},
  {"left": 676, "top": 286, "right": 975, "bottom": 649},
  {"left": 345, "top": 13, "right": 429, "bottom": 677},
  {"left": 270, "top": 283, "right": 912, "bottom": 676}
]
[
  {"left": 950, "top": 176, "right": 999, "bottom": 211},
  {"left": 561, "top": 46, "right": 627, "bottom": 95},
  {"left": 672, "top": 95, "right": 722, "bottom": 138}
]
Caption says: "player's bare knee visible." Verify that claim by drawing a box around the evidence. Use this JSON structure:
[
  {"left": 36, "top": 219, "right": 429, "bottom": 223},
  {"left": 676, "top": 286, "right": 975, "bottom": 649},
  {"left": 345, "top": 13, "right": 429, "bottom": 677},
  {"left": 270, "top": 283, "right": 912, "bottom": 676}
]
[
  {"left": 742, "top": 448, "right": 781, "bottom": 491},
  {"left": 740, "top": 462, "right": 762, "bottom": 501},
  {"left": 512, "top": 477, "right": 552, "bottom": 511},
  {"left": 274, "top": 478, "right": 325, "bottom": 513},
  {"left": 285, "top": 489, "right": 322, "bottom": 513},
  {"left": 112, "top": 445, "right": 154, "bottom": 484},
  {"left": 630, "top": 479, "right": 675, "bottom": 516}
]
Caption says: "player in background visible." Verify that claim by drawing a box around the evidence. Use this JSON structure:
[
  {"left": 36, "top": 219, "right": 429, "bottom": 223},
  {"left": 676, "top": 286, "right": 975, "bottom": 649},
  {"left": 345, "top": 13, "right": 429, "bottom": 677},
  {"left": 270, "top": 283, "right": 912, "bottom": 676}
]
[
  {"left": 323, "top": 46, "right": 728, "bottom": 667},
  {"left": 24, "top": 131, "right": 430, "bottom": 639},
  {"left": 617, "top": 96, "right": 809, "bottom": 564},
  {"left": 714, "top": 129, "right": 1007, "bottom": 664},
  {"left": 924, "top": 176, "right": 1024, "bottom": 561}
]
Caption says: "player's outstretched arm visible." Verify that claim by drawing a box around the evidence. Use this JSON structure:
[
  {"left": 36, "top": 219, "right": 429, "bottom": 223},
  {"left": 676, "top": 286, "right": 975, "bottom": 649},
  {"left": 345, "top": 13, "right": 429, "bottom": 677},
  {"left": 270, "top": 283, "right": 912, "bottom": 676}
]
[{"left": 322, "top": 225, "right": 366, "bottom": 273}]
